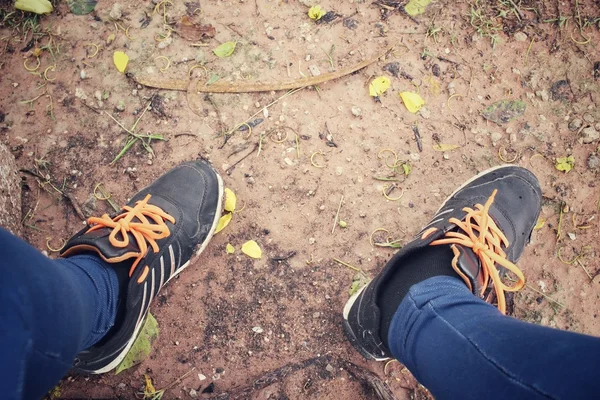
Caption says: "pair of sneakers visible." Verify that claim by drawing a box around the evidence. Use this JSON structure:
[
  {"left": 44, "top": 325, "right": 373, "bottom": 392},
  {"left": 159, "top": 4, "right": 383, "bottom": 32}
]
[{"left": 61, "top": 161, "right": 541, "bottom": 372}]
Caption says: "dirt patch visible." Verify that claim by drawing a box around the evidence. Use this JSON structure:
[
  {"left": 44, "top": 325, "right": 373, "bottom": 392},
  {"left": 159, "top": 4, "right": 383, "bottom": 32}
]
[{"left": 2, "top": 0, "right": 600, "bottom": 399}]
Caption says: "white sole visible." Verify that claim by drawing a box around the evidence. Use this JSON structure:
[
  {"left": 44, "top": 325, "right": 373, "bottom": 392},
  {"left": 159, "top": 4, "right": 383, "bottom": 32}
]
[{"left": 92, "top": 172, "right": 225, "bottom": 374}]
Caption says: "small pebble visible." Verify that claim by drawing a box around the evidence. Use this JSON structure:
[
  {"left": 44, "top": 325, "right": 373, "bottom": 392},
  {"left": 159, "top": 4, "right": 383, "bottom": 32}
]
[
  {"left": 326, "top": 364, "right": 335, "bottom": 373},
  {"left": 583, "top": 114, "right": 595, "bottom": 124},
  {"left": 308, "top": 237, "right": 316, "bottom": 244},
  {"left": 351, "top": 106, "right": 362, "bottom": 117},
  {"left": 514, "top": 32, "right": 528, "bottom": 41},
  {"left": 568, "top": 118, "right": 583, "bottom": 131},
  {"left": 80, "top": 70, "right": 87, "bottom": 80}
]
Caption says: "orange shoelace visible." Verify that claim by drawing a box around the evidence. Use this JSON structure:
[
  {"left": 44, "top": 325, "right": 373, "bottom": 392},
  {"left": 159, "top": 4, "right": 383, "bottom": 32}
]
[
  {"left": 86, "top": 194, "right": 175, "bottom": 277},
  {"left": 430, "top": 189, "right": 525, "bottom": 314}
]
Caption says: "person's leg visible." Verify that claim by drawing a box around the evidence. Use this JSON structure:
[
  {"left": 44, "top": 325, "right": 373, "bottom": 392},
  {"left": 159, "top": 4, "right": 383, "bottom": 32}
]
[
  {"left": 389, "top": 275, "right": 600, "bottom": 399},
  {"left": 1, "top": 159, "right": 223, "bottom": 399},
  {"left": 0, "top": 227, "right": 119, "bottom": 400}
]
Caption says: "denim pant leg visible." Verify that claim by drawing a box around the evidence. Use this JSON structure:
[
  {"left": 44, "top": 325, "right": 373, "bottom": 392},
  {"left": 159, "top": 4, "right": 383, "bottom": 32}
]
[
  {"left": 388, "top": 276, "right": 600, "bottom": 400},
  {"left": 0, "top": 228, "right": 119, "bottom": 400}
]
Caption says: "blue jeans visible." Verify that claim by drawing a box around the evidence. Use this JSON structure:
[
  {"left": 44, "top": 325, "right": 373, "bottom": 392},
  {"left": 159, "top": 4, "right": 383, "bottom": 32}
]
[
  {"left": 0, "top": 228, "right": 119, "bottom": 400},
  {"left": 389, "top": 276, "right": 600, "bottom": 399},
  {"left": 3, "top": 228, "right": 600, "bottom": 400}
]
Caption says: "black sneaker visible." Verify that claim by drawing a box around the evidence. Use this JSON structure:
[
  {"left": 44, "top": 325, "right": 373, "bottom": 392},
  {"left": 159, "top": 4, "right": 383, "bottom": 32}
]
[
  {"left": 342, "top": 165, "right": 542, "bottom": 361},
  {"left": 60, "top": 160, "right": 223, "bottom": 373}
]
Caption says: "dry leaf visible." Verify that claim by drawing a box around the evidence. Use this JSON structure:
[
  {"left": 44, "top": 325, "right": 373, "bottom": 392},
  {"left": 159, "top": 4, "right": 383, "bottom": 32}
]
[
  {"left": 433, "top": 143, "right": 460, "bottom": 151},
  {"left": 177, "top": 16, "right": 215, "bottom": 41},
  {"left": 308, "top": 5, "right": 326, "bottom": 20},
  {"left": 241, "top": 240, "right": 262, "bottom": 259},
  {"left": 534, "top": 217, "right": 546, "bottom": 230},
  {"left": 213, "top": 41, "right": 236, "bottom": 58},
  {"left": 369, "top": 76, "right": 391, "bottom": 97},
  {"left": 399, "top": 91, "right": 425, "bottom": 113},
  {"left": 113, "top": 51, "right": 129, "bottom": 73},
  {"left": 215, "top": 213, "right": 232, "bottom": 233},
  {"left": 226, "top": 243, "right": 235, "bottom": 254},
  {"left": 15, "top": 0, "right": 53, "bottom": 14},
  {"left": 404, "top": 0, "right": 432, "bottom": 16},
  {"left": 224, "top": 188, "right": 236, "bottom": 212}
]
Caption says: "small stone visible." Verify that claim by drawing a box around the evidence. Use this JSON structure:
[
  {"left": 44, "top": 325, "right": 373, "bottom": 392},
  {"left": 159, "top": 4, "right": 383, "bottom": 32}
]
[
  {"left": 12, "top": 82, "right": 18, "bottom": 88},
  {"left": 535, "top": 90, "right": 549, "bottom": 102},
  {"left": 252, "top": 326, "right": 264, "bottom": 333},
  {"left": 567, "top": 232, "right": 576, "bottom": 241},
  {"left": 75, "top": 88, "right": 87, "bottom": 100},
  {"left": 94, "top": 90, "right": 102, "bottom": 102},
  {"left": 335, "top": 166, "right": 343, "bottom": 176},
  {"left": 255, "top": 102, "right": 261, "bottom": 108},
  {"left": 419, "top": 107, "right": 431, "bottom": 119},
  {"left": 157, "top": 36, "right": 172, "bottom": 49},
  {"left": 308, "top": 237, "right": 316, "bottom": 244},
  {"left": 312, "top": 312, "right": 320, "bottom": 318},
  {"left": 359, "top": 212, "right": 366, "bottom": 218},
  {"left": 198, "top": 373, "right": 207, "bottom": 381},
  {"left": 308, "top": 64, "right": 321, "bottom": 76},
  {"left": 581, "top": 127, "right": 599, "bottom": 144},
  {"left": 514, "top": 32, "right": 528, "bottom": 42},
  {"left": 189, "top": 388, "right": 198, "bottom": 398},
  {"left": 510, "top": 133, "right": 517, "bottom": 143},
  {"left": 583, "top": 114, "right": 595, "bottom": 123},
  {"left": 117, "top": 383, "right": 126, "bottom": 389},
  {"left": 109, "top": 3, "right": 123, "bottom": 20},
  {"left": 351, "top": 106, "right": 362, "bottom": 117},
  {"left": 79, "top": 70, "right": 87, "bottom": 80},
  {"left": 326, "top": 364, "right": 335, "bottom": 372},
  {"left": 587, "top": 153, "right": 600, "bottom": 169},
  {"left": 596, "top": 123, "right": 600, "bottom": 131},
  {"left": 410, "top": 153, "right": 421, "bottom": 161},
  {"left": 568, "top": 118, "right": 583, "bottom": 131},
  {"left": 116, "top": 100, "right": 126, "bottom": 112},
  {"left": 175, "top": 341, "right": 180, "bottom": 346},
  {"left": 319, "top": 204, "right": 325, "bottom": 211},
  {"left": 490, "top": 131, "right": 504, "bottom": 144},
  {"left": 284, "top": 157, "right": 294, "bottom": 166},
  {"left": 443, "top": 153, "right": 450, "bottom": 160}
]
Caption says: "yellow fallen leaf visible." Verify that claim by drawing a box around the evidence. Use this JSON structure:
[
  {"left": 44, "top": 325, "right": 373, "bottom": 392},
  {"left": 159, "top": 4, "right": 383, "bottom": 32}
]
[
  {"left": 241, "top": 240, "right": 262, "bottom": 259},
  {"left": 144, "top": 374, "right": 157, "bottom": 398},
  {"left": 555, "top": 155, "right": 575, "bottom": 173},
  {"left": 399, "top": 91, "right": 425, "bottom": 113},
  {"left": 433, "top": 143, "right": 460, "bottom": 152},
  {"left": 226, "top": 243, "right": 235, "bottom": 254},
  {"left": 308, "top": 5, "right": 326, "bottom": 20},
  {"left": 534, "top": 217, "right": 546, "bottom": 230},
  {"left": 224, "top": 188, "right": 237, "bottom": 212},
  {"left": 215, "top": 213, "right": 232, "bottom": 234},
  {"left": 15, "top": 0, "right": 53, "bottom": 14},
  {"left": 113, "top": 51, "right": 129, "bottom": 73},
  {"left": 369, "top": 76, "right": 391, "bottom": 97},
  {"left": 213, "top": 41, "right": 236, "bottom": 58},
  {"left": 404, "top": 0, "right": 433, "bottom": 16}
]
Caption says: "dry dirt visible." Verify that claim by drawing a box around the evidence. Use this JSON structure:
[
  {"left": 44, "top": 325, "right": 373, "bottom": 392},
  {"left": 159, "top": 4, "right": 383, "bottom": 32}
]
[{"left": 2, "top": 0, "right": 600, "bottom": 399}]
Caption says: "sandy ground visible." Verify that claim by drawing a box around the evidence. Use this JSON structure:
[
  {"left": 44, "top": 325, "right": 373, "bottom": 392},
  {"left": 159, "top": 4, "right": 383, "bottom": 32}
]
[{"left": 2, "top": 0, "right": 600, "bottom": 399}]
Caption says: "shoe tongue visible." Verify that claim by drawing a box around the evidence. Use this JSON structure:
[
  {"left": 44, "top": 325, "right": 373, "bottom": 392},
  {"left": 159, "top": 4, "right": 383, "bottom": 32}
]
[
  {"left": 453, "top": 244, "right": 484, "bottom": 295},
  {"left": 62, "top": 226, "right": 142, "bottom": 263}
]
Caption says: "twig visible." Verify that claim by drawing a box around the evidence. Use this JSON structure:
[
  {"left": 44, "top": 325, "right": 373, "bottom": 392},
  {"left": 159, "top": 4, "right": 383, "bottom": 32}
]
[
  {"left": 226, "top": 143, "right": 258, "bottom": 174},
  {"left": 332, "top": 195, "right": 344, "bottom": 234},
  {"left": 333, "top": 257, "right": 363, "bottom": 274},
  {"left": 412, "top": 123, "right": 422, "bottom": 152},
  {"left": 80, "top": 100, "right": 102, "bottom": 114},
  {"left": 135, "top": 44, "right": 396, "bottom": 92},
  {"left": 524, "top": 283, "right": 564, "bottom": 308},
  {"left": 270, "top": 251, "right": 297, "bottom": 262},
  {"left": 20, "top": 168, "right": 86, "bottom": 220}
]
